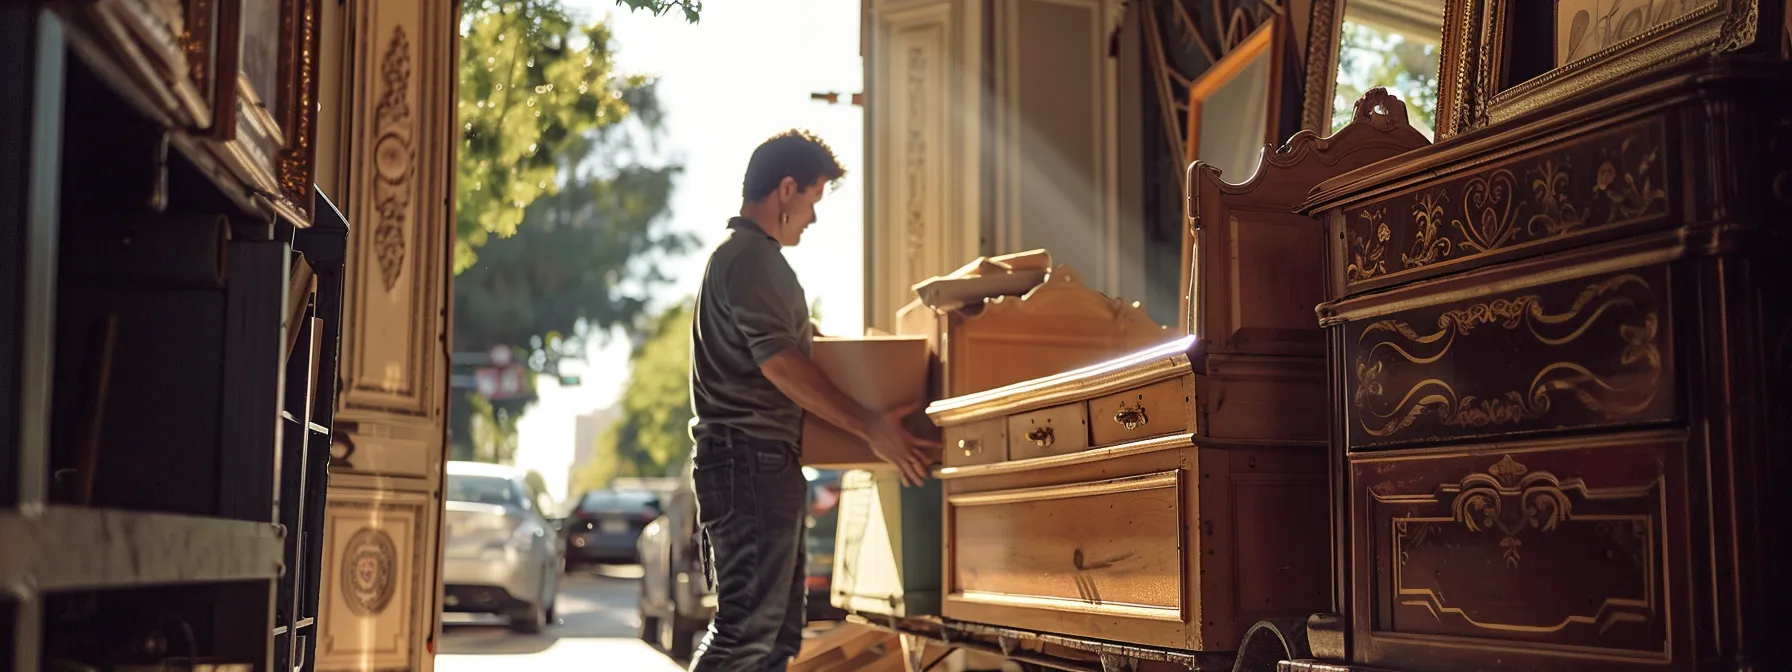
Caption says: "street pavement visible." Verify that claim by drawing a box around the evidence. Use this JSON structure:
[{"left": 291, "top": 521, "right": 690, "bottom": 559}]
[{"left": 435, "top": 565, "right": 689, "bottom": 671}]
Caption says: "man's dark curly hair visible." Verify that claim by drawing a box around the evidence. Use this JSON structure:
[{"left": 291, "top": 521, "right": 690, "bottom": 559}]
[{"left": 740, "top": 129, "right": 847, "bottom": 202}]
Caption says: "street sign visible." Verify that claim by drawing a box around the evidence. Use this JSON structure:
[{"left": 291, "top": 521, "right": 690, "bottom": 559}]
[{"left": 472, "top": 364, "right": 530, "bottom": 400}]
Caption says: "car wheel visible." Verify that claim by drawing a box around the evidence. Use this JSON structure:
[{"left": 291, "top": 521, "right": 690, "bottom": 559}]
[
  {"left": 661, "top": 613, "right": 699, "bottom": 660},
  {"left": 639, "top": 580, "right": 661, "bottom": 644},
  {"left": 507, "top": 602, "right": 547, "bottom": 634},
  {"left": 543, "top": 561, "right": 560, "bottom": 623}
]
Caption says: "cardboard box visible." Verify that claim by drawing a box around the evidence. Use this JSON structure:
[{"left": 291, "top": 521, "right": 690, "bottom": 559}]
[{"left": 799, "top": 335, "right": 940, "bottom": 469}]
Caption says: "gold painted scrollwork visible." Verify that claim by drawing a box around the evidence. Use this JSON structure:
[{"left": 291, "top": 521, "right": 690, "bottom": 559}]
[
  {"left": 1390, "top": 454, "right": 1660, "bottom": 636},
  {"left": 1452, "top": 456, "right": 1572, "bottom": 567},
  {"left": 1355, "top": 274, "right": 1662, "bottom": 437}
]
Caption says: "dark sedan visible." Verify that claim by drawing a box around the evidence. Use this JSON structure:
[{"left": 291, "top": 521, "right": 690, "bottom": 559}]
[{"left": 563, "top": 487, "right": 662, "bottom": 567}]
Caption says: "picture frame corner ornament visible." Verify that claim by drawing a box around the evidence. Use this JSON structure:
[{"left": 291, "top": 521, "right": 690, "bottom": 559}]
[{"left": 1715, "top": 0, "right": 1760, "bottom": 53}]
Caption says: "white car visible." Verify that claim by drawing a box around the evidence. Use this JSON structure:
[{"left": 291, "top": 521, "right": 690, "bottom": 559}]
[{"left": 440, "top": 461, "right": 563, "bottom": 633}]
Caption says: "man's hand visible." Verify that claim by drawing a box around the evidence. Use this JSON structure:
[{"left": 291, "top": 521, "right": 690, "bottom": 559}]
[
  {"left": 864, "top": 402, "right": 940, "bottom": 487},
  {"left": 760, "top": 349, "right": 944, "bottom": 487}
]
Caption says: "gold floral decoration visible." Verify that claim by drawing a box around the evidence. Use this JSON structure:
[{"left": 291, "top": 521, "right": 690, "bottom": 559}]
[
  {"left": 1596, "top": 138, "right": 1667, "bottom": 222},
  {"left": 1347, "top": 208, "right": 1390, "bottom": 282},
  {"left": 1402, "top": 190, "right": 1453, "bottom": 267},
  {"left": 1528, "top": 157, "right": 1586, "bottom": 237}
]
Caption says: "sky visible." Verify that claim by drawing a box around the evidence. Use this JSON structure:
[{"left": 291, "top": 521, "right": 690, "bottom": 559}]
[{"left": 512, "top": 0, "right": 868, "bottom": 503}]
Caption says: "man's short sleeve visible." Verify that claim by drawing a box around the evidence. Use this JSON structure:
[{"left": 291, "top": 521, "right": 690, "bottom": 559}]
[{"left": 725, "top": 247, "right": 804, "bottom": 365}]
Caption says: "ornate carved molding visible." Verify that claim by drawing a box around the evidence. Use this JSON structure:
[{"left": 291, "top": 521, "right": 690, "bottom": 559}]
[
  {"left": 904, "top": 45, "right": 928, "bottom": 290},
  {"left": 339, "top": 526, "right": 399, "bottom": 616},
  {"left": 372, "top": 26, "right": 414, "bottom": 293}
]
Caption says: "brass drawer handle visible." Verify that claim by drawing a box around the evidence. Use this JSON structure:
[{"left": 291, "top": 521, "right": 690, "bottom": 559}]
[
  {"left": 1114, "top": 402, "right": 1148, "bottom": 431},
  {"left": 1026, "top": 426, "right": 1055, "bottom": 448},
  {"left": 958, "top": 438, "right": 982, "bottom": 458}
]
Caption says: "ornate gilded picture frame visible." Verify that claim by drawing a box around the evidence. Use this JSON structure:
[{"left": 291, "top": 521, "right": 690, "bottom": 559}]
[
  {"left": 79, "top": 0, "right": 230, "bottom": 128},
  {"left": 1476, "top": 0, "right": 1760, "bottom": 126},
  {"left": 215, "top": 0, "right": 320, "bottom": 224}
]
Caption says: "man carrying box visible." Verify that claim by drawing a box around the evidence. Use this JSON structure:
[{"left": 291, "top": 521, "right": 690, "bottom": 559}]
[{"left": 685, "top": 129, "right": 940, "bottom": 672}]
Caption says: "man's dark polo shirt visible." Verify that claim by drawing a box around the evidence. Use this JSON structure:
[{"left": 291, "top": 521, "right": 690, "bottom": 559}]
[{"left": 689, "top": 217, "right": 814, "bottom": 448}]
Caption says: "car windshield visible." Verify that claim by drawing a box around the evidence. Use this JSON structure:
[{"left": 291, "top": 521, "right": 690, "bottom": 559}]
[
  {"left": 447, "top": 474, "right": 519, "bottom": 507},
  {"left": 578, "top": 490, "right": 656, "bottom": 513}
]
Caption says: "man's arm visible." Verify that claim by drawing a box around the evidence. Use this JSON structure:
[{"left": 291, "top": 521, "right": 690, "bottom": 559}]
[
  {"left": 725, "top": 252, "right": 936, "bottom": 485},
  {"left": 760, "top": 349, "right": 935, "bottom": 487}
]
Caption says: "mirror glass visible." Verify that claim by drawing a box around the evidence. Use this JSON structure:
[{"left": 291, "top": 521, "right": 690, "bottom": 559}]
[
  {"left": 1187, "top": 23, "right": 1279, "bottom": 182},
  {"left": 1329, "top": 0, "right": 1446, "bottom": 139}
]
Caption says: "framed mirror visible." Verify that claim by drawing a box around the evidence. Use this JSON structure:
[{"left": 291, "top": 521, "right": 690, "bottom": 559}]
[
  {"left": 1303, "top": 0, "right": 1447, "bottom": 141},
  {"left": 1184, "top": 18, "right": 1287, "bottom": 183}
]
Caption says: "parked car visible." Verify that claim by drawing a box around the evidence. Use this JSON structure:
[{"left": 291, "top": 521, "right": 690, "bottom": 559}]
[
  {"left": 636, "top": 471, "right": 711, "bottom": 659},
  {"left": 564, "top": 486, "right": 662, "bottom": 567},
  {"left": 441, "top": 461, "right": 563, "bottom": 633}
]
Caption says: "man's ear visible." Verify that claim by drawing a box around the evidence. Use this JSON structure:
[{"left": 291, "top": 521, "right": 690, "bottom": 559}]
[{"left": 777, "top": 176, "right": 799, "bottom": 201}]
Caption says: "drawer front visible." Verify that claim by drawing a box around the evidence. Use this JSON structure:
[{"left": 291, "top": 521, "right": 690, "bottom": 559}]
[
  {"left": 1344, "top": 263, "right": 1677, "bottom": 450},
  {"left": 943, "top": 418, "right": 1007, "bottom": 467},
  {"left": 949, "top": 471, "right": 1185, "bottom": 622},
  {"left": 1336, "top": 116, "right": 1673, "bottom": 294},
  {"left": 1351, "top": 435, "right": 1683, "bottom": 665},
  {"left": 1088, "top": 378, "right": 1187, "bottom": 447},
  {"left": 1006, "top": 403, "right": 1091, "bottom": 460}
]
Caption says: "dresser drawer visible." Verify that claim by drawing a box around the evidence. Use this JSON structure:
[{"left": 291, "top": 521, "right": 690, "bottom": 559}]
[
  {"left": 1088, "top": 378, "right": 1187, "bottom": 447},
  {"left": 943, "top": 418, "right": 1007, "bottom": 467},
  {"left": 1006, "top": 403, "right": 1090, "bottom": 460},
  {"left": 949, "top": 471, "right": 1186, "bottom": 622}
]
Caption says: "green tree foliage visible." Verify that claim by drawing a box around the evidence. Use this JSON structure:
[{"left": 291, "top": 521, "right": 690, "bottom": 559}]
[
  {"left": 1330, "top": 20, "right": 1440, "bottom": 134},
  {"left": 614, "top": 0, "right": 702, "bottom": 23},
  {"left": 458, "top": 0, "right": 656, "bottom": 273},
  {"left": 453, "top": 132, "right": 694, "bottom": 363},
  {"left": 572, "top": 301, "right": 694, "bottom": 492},
  {"left": 452, "top": 0, "right": 697, "bottom": 463}
]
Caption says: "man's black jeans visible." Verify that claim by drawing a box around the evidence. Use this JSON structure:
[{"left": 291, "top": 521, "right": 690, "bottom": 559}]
[{"left": 687, "top": 431, "right": 807, "bottom": 672}]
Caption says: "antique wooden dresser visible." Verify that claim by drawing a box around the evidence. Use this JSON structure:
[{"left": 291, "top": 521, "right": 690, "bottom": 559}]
[
  {"left": 923, "top": 96, "right": 1430, "bottom": 653},
  {"left": 1281, "top": 2, "right": 1792, "bottom": 669},
  {"left": 833, "top": 254, "right": 1173, "bottom": 619}
]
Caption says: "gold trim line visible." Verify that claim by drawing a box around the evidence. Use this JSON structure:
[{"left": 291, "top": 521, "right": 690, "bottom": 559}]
[
  {"left": 1321, "top": 244, "right": 1680, "bottom": 324},
  {"left": 946, "top": 591, "right": 1186, "bottom": 623}
]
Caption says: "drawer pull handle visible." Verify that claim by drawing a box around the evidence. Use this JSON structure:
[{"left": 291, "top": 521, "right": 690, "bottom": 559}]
[
  {"left": 1114, "top": 403, "right": 1148, "bottom": 431},
  {"left": 958, "top": 438, "right": 982, "bottom": 457},
  {"left": 1026, "top": 426, "right": 1055, "bottom": 448}
]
